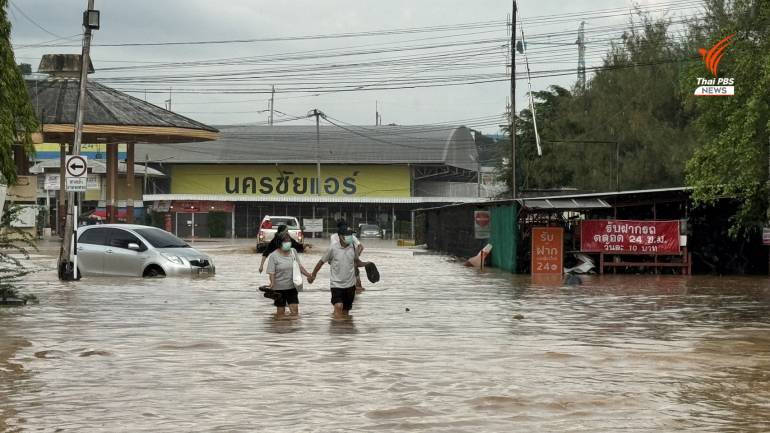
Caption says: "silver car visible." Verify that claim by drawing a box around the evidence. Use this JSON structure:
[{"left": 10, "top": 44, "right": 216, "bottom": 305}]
[
  {"left": 76, "top": 224, "right": 215, "bottom": 277},
  {"left": 358, "top": 224, "right": 383, "bottom": 239}
]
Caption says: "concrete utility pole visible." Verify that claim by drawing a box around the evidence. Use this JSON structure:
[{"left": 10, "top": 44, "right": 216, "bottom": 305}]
[
  {"left": 308, "top": 109, "right": 323, "bottom": 196},
  {"left": 510, "top": 0, "right": 517, "bottom": 199},
  {"left": 269, "top": 85, "right": 275, "bottom": 126},
  {"left": 59, "top": 0, "right": 98, "bottom": 280}
]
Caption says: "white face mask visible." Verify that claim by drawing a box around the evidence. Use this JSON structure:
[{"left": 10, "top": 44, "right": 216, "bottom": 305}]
[
  {"left": 344, "top": 235, "right": 354, "bottom": 245},
  {"left": 281, "top": 242, "right": 292, "bottom": 251}
]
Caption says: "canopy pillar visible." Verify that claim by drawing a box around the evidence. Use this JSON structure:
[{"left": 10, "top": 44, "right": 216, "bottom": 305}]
[
  {"left": 106, "top": 143, "right": 118, "bottom": 223},
  {"left": 58, "top": 143, "right": 67, "bottom": 236},
  {"left": 126, "top": 143, "right": 135, "bottom": 223}
]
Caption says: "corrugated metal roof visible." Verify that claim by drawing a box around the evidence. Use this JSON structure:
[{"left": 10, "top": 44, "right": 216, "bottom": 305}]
[
  {"left": 135, "top": 124, "right": 478, "bottom": 170},
  {"left": 143, "top": 194, "right": 483, "bottom": 204},
  {"left": 520, "top": 198, "right": 611, "bottom": 209}
]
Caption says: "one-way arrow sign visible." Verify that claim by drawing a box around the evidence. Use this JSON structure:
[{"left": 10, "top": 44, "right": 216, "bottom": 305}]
[{"left": 66, "top": 155, "right": 88, "bottom": 179}]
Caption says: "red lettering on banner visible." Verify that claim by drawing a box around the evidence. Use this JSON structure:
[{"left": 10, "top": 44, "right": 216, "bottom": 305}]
[{"left": 581, "top": 220, "right": 680, "bottom": 253}]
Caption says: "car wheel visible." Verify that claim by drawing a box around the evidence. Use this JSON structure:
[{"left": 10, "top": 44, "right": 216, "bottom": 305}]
[{"left": 143, "top": 266, "right": 166, "bottom": 278}]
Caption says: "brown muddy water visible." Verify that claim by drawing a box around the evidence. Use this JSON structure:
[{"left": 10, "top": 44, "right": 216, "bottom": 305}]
[{"left": 2, "top": 240, "right": 770, "bottom": 432}]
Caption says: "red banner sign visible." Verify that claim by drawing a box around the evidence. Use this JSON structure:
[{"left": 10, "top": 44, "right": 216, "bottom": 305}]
[{"left": 581, "top": 220, "right": 680, "bottom": 253}]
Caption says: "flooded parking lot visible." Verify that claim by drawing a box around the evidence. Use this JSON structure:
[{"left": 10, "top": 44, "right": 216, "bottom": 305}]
[{"left": 2, "top": 240, "right": 770, "bottom": 432}]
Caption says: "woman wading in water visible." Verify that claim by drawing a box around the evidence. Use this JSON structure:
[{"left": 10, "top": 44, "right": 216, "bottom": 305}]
[{"left": 263, "top": 232, "right": 313, "bottom": 318}]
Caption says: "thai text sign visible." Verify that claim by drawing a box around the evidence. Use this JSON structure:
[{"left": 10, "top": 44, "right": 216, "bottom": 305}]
[
  {"left": 532, "top": 227, "right": 563, "bottom": 274},
  {"left": 581, "top": 220, "right": 680, "bottom": 253},
  {"left": 474, "top": 210, "right": 490, "bottom": 239},
  {"left": 171, "top": 164, "right": 410, "bottom": 197}
]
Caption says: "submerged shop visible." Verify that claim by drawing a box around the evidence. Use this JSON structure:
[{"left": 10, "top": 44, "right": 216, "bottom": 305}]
[{"left": 140, "top": 124, "right": 490, "bottom": 239}]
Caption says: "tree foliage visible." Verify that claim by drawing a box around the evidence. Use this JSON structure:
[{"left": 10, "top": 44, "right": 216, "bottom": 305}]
[
  {"left": 499, "top": 13, "right": 699, "bottom": 194},
  {"left": 684, "top": 0, "right": 770, "bottom": 236},
  {"left": 0, "top": 205, "right": 36, "bottom": 301},
  {"left": 0, "top": 0, "right": 38, "bottom": 185}
]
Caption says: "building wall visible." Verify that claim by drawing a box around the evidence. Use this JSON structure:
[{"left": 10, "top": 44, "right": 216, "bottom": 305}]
[
  {"left": 170, "top": 164, "right": 411, "bottom": 197},
  {"left": 421, "top": 204, "right": 488, "bottom": 259},
  {"left": 34, "top": 143, "right": 127, "bottom": 160}
]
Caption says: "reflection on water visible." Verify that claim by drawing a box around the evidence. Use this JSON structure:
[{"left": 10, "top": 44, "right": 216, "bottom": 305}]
[{"left": 0, "top": 241, "right": 769, "bottom": 432}]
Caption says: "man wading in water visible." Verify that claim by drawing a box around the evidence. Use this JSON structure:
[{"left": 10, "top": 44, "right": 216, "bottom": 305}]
[
  {"left": 309, "top": 227, "right": 368, "bottom": 319},
  {"left": 329, "top": 220, "right": 366, "bottom": 292}
]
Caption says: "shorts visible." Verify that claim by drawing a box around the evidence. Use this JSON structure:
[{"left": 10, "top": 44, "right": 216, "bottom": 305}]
[
  {"left": 331, "top": 287, "right": 356, "bottom": 311},
  {"left": 273, "top": 288, "right": 299, "bottom": 307}
]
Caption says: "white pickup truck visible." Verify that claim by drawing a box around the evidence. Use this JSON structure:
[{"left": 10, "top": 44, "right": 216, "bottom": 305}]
[{"left": 256, "top": 215, "right": 304, "bottom": 252}]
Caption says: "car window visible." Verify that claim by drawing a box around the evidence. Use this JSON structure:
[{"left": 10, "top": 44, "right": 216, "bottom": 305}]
[
  {"left": 107, "top": 228, "right": 144, "bottom": 249},
  {"left": 134, "top": 228, "right": 189, "bottom": 248},
  {"left": 363, "top": 225, "right": 379, "bottom": 231},
  {"left": 270, "top": 217, "right": 299, "bottom": 228},
  {"left": 78, "top": 228, "right": 109, "bottom": 245}
]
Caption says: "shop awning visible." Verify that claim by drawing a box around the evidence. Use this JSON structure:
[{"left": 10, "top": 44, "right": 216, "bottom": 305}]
[
  {"left": 142, "top": 194, "right": 485, "bottom": 205},
  {"left": 519, "top": 198, "right": 611, "bottom": 210}
]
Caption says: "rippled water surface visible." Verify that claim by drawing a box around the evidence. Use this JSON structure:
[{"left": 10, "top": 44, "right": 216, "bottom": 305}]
[{"left": 2, "top": 240, "right": 770, "bottom": 432}]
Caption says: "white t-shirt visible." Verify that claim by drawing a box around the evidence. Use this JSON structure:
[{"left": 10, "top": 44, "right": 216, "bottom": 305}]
[{"left": 321, "top": 243, "right": 358, "bottom": 288}]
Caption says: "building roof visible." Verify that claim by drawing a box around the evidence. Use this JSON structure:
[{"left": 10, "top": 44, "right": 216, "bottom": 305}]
[
  {"left": 25, "top": 76, "right": 218, "bottom": 143},
  {"left": 415, "top": 187, "right": 691, "bottom": 212},
  {"left": 134, "top": 124, "right": 479, "bottom": 170}
]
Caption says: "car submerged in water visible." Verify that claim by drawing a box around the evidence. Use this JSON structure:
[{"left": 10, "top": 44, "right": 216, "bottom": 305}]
[{"left": 76, "top": 224, "right": 215, "bottom": 277}]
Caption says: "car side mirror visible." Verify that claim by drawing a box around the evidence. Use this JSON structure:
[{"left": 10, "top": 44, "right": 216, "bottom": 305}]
[{"left": 127, "top": 242, "right": 142, "bottom": 251}]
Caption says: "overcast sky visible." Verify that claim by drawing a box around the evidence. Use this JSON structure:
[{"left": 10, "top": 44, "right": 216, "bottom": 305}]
[{"left": 8, "top": 0, "right": 703, "bottom": 133}]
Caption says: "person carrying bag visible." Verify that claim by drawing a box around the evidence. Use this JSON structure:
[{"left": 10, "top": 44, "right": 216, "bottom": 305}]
[{"left": 260, "top": 232, "right": 312, "bottom": 317}]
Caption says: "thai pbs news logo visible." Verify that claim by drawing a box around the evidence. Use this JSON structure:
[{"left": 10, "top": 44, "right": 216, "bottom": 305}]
[{"left": 694, "top": 34, "right": 735, "bottom": 97}]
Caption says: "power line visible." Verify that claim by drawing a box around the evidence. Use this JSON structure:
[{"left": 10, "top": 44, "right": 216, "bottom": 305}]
[{"left": 8, "top": 0, "right": 66, "bottom": 39}]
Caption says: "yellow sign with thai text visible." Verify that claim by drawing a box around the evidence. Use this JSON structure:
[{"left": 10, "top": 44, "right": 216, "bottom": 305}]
[{"left": 171, "top": 164, "right": 411, "bottom": 197}]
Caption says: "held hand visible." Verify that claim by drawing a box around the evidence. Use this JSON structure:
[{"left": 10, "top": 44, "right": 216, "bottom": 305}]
[{"left": 258, "top": 265, "right": 264, "bottom": 273}]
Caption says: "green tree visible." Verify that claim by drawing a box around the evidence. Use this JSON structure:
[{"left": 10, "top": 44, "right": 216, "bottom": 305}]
[
  {"left": 0, "top": 205, "right": 36, "bottom": 302},
  {"left": 684, "top": 0, "right": 770, "bottom": 236},
  {"left": 499, "top": 13, "right": 698, "bottom": 194},
  {"left": 1, "top": 0, "right": 38, "bottom": 185}
]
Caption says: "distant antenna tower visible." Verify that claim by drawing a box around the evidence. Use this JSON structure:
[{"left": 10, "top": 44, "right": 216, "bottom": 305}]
[{"left": 576, "top": 21, "right": 586, "bottom": 89}]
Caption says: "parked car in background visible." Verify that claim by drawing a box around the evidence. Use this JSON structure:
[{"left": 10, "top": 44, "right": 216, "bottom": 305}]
[
  {"left": 358, "top": 223, "right": 383, "bottom": 239},
  {"left": 256, "top": 215, "right": 304, "bottom": 252},
  {"left": 76, "top": 224, "right": 215, "bottom": 277}
]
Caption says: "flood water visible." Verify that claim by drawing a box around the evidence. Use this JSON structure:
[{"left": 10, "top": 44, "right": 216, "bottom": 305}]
[{"left": 2, "top": 239, "right": 770, "bottom": 432}]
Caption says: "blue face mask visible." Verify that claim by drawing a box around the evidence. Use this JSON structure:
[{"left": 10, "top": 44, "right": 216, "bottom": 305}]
[
  {"left": 344, "top": 235, "right": 354, "bottom": 245},
  {"left": 281, "top": 241, "right": 292, "bottom": 251}
]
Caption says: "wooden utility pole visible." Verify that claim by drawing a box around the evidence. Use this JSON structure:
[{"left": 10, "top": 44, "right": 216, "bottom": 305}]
[{"left": 511, "top": 0, "right": 517, "bottom": 199}]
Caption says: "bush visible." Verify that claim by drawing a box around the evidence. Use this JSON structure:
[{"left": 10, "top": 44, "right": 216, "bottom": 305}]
[{"left": 0, "top": 205, "right": 37, "bottom": 301}]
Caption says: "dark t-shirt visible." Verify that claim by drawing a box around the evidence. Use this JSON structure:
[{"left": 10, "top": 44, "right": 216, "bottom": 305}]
[{"left": 262, "top": 236, "right": 302, "bottom": 257}]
